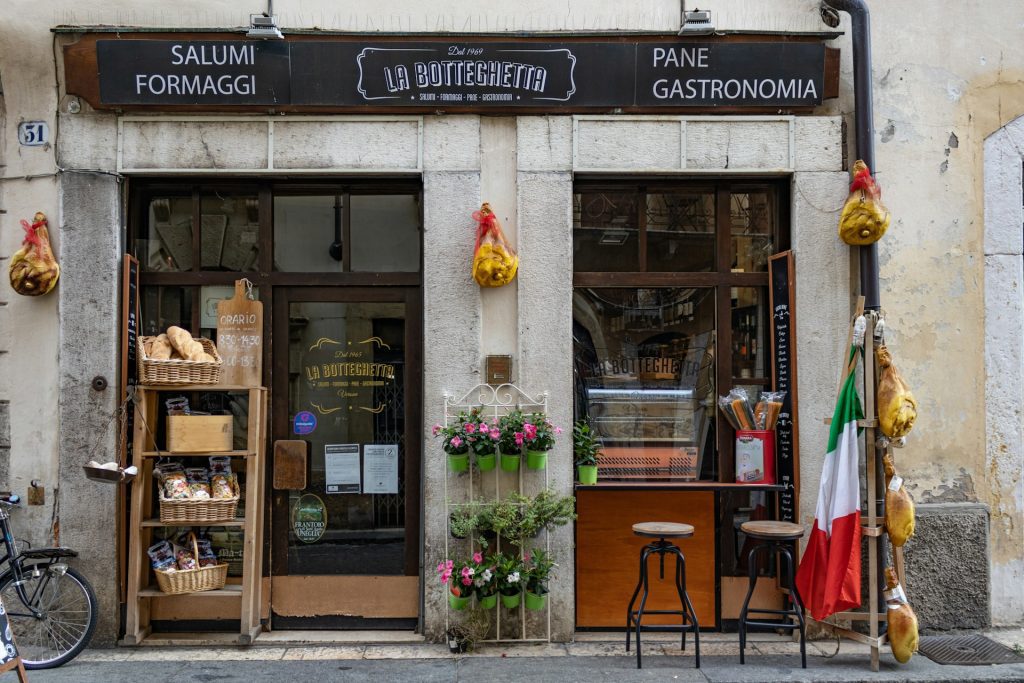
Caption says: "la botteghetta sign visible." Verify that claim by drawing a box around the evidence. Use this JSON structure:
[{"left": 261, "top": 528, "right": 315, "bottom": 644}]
[{"left": 64, "top": 34, "right": 839, "bottom": 112}]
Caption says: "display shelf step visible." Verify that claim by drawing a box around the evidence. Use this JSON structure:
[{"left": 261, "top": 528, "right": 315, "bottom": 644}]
[
  {"left": 141, "top": 450, "right": 254, "bottom": 458},
  {"left": 138, "top": 585, "right": 243, "bottom": 598},
  {"left": 823, "top": 417, "right": 879, "bottom": 427},
  {"left": 138, "top": 385, "right": 263, "bottom": 392},
  {"left": 141, "top": 518, "right": 245, "bottom": 527}
]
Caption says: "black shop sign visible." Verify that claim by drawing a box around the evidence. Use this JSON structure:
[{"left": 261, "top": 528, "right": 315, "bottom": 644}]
[{"left": 87, "top": 38, "right": 832, "bottom": 111}]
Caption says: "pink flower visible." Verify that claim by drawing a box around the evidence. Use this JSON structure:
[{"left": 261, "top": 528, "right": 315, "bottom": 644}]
[
  {"left": 514, "top": 432, "right": 524, "bottom": 447},
  {"left": 451, "top": 436, "right": 462, "bottom": 448},
  {"left": 555, "top": 426, "right": 563, "bottom": 434},
  {"left": 465, "top": 422, "right": 476, "bottom": 434},
  {"left": 523, "top": 423, "right": 538, "bottom": 439},
  {"left": 489, "top": 428, "right": 500, "bottom": 440},
  {"left": 473, "top": 551, "right": 483, "bottom": 564},
  {"left": 462, "top": 576, "right": 473, "bottom": 586},
  {"left": 479, "top": 421, "right": 489, "bottom": 429},
  {"left": 432, "top": 424, "right": 442, "bottom": 436}
]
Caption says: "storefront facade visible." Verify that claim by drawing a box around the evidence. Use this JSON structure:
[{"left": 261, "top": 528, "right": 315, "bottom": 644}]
[{"left": 0, "top": 1, "right": 1021, "bottom": 646}]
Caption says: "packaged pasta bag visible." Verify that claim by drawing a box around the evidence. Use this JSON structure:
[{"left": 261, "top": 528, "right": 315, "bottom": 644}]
[
  {"left": 472, "top": 203, "right": 518, "bottom": 288},
  {"left": 718, "top": 387, "right": 756, "bottom": 431},
  {"left": 195, "top": 537, "right": 220, "bottom": 568},
  {"left": 185, "top": 467, "right": 211, "bottom": 499},
  {"left": 155, "top": 462, "right": 189, "bottom": 500},
  {"left": 754, "top": 391, "right": 786, "bottom": 430}
]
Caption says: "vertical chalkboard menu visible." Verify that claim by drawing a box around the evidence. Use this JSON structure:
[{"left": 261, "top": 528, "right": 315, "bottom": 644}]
[
  {"left": 122, "top": 255, "right": 139, "bottom": 387},
  {"left": 769, "top": 251, "right": 799, "bottom": 523}
]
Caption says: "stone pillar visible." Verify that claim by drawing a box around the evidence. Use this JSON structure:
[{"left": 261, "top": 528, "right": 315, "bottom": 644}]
[
  {"left": 516, "top": 116, "right": 574, "bottom": 641},
  {"left": 421, "top": 116, "right": 482, "bottom": 640},
  {"left": 57, "top": 171, "right": 121, "bottom": 645}
]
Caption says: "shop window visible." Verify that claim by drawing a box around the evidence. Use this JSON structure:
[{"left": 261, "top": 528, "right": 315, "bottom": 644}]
[
  {"left": 272, "top": 192, "right": 421, "bottom": 272},
  {"left": 573, "top": 180, "right": 786, "bottom": 484}
]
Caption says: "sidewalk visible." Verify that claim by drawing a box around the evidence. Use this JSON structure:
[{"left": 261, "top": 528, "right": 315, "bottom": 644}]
[{"left": 24, "top": 629, "right": 1024, "bottom": 682}]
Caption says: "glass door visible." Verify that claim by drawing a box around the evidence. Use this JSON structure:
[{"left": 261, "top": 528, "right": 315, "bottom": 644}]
[{"left": 271, "top": 287, "right": 421, "bottom": 628}]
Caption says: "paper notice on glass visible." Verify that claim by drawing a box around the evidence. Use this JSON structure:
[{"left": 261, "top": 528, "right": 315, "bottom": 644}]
[
  {"left": 325, "top": 444, "right": 361, "bottom": 494},
  {"left": 363, "top": 445, "right": 398, "bottom": 494}
]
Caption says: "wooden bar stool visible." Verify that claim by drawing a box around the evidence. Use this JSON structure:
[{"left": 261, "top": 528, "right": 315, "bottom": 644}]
[
  {"left": 625, "top": 522, "right": 700, "bottom": 669},
  {"left": 737, "top": 520, "right": 807, "bottom": 668}
]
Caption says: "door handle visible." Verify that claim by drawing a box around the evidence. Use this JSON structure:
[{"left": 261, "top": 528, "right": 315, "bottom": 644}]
[{"left": 273, "top": 440, "right": 308, "bottom": 490}]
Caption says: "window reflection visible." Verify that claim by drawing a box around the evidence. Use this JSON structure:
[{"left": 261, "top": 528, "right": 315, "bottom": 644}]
[{"left": 573, "top": 287, "right": 717, "bottom": 481}]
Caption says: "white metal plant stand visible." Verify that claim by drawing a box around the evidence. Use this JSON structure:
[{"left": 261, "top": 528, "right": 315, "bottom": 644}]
[{"left": 442, "top": 383, "right": 551, "bottom": 643}]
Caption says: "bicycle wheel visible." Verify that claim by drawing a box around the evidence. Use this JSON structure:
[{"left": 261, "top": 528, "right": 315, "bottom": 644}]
[{"left": 0, "top": 563, "right": 97, "bottom": 669}]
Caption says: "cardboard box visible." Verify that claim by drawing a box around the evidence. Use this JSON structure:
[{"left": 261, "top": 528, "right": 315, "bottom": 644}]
[{"left": 167, "top": 415, "right": 233, "bottom": 453}]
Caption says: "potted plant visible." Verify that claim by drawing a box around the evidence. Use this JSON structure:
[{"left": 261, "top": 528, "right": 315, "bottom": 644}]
[
  {"left": 446, "top": 605, "right": 491, "bottom": 653},
  {"left": 466, "top": 413, "right": 500, "bottom": 472},
  {"left": 472, "top": 551, "right": 499, "bottom": 609},
  {"left": 448, "top": 506, "right": 478, "bottom": 540},
  {"left": 518, "top": 489, "right": 576, "bottom": 540},
  {"left": 437, "top": 557, "right": 474, "bottom": 611},
  {"left": 497, "top": 409, "right": 525, "bottom": 471},
  {"left": 495, "top": 553, "right": 525, "bottom": 609},
  {"left": 523, "top": 548, "right": 556, "bottom": 611},
  {"left": 522, "top": 412, "right": 562, "bottom": 471},
  {"left": 573, "top": 420, "right": 603, "bottom": 485},
  {"left": 434, "top": 416, "right": 470, "bottom": 473}
]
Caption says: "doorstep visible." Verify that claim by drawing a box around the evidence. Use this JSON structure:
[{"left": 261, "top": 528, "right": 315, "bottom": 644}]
[{"left": 135, "top": 630, "right": 425, "bottom": 647}]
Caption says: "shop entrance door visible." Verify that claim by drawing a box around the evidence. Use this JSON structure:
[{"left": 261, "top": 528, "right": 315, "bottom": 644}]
[{"left": 270, "top": 287, "right": 421, "bottom": 628}]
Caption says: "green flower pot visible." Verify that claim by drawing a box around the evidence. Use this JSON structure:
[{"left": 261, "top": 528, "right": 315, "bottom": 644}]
[
  {"left": 448, "top": 453, "right": 470, "bottom": 473},
  {"left": 478, "top": 593, "right": 498, "bottom": 610},
  {"left": 525, "top": 591, "right": 547, "bottom": 611},
  {"left": 500, "top": 592, "right": 521, "bottom": 609},
  {"left": 500, "top": 451, "right": 521, "bottom": 472},
  {"left": 526, "top": 449, "right": 548, "bottom": 470},
  {"left": 475, "top": 453, "right": 496, "bottom": 472},
  {"left": 449, "top": 592, "right": 471, "bottom": 611},
  {"left": 577, "top": 465, "right": 598, "bottom": 485}
]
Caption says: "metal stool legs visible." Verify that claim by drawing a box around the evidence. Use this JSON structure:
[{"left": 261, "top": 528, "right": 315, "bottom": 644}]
[
  {"left": 625, "top": 538, "right": 700, "bottom": 669},
  {"left": 738, "top": 539, "right": 806, "bottom": 668}
]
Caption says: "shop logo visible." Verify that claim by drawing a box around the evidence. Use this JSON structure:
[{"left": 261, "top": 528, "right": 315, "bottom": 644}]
[
  {"left": 291, "top": 493, "right": 327, "bottom": 544},
  {"left": 293, "top": 410, "right": 317, "bottom": 435}
]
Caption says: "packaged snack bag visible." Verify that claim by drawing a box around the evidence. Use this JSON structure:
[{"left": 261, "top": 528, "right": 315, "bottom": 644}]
[
  {"left": 210, "top": 472, "right": 236, "bottom": 499},
  {"left": 147, "top": 540, "right": 176, "bottom": 572},
  {"left": 186, "top": 467, "right": 211, "bottom": 499},
  {"left": 172, "top": 539, "right": 197, "bottom": 571},
  {"left": 196, "top": 537, "right": 220, "bottom": 568},
  {"left": 156, "top": 462, "right": 190, "bottom": 499}
]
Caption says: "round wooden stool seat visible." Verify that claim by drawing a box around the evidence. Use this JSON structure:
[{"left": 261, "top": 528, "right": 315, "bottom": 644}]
[
  {"left": 632, "top": 522, "right": 694, "bottom": 538},
  {"left": 740, "top": 520, "right": 804, "bottom": 541}
]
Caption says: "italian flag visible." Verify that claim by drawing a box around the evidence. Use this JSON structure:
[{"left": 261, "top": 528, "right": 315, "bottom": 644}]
[{"left": 796, "top": 355, "right": 863, "bottom": 621}]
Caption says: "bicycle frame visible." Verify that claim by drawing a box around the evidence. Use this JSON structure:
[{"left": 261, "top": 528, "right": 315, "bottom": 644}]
[{"left": 0, "top": 504, "right": 59, "bottom": 619}]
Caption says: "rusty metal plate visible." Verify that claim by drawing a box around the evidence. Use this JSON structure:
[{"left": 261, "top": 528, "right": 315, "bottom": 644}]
[{"left": 273, "top": 440, "right": 307, "bottom": 490}]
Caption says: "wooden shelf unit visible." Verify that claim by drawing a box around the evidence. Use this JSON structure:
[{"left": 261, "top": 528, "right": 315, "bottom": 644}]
[{"left": 124, "top": 385, "right": 267, "bottom": 646}]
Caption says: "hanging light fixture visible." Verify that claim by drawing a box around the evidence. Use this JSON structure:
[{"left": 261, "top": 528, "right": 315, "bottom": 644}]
[
  {"left": 247, "top": 0, "right": 284, "bottom": 39},
  {"left": 678, "top": 2, "right": 715, "bottom": 36}
]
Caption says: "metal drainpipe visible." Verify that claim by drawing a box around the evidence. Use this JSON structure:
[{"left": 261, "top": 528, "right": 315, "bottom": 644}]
[{"left": 822, "top": 0, "right": 889, "bottom": 623}]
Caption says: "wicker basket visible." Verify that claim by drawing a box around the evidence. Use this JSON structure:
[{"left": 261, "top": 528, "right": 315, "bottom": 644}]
[
  {"left": 159, "top": 479, "right": 240, "bottom": 524},
  {"left": 154, "top": 532, "right": 229, "bottom": 595},
  {"left": 137, "top": 336, "right": 222, "bottom": 386}
]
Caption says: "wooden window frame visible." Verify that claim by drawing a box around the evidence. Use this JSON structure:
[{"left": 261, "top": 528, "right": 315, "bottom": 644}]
[{"left": 572, "top": 177, "right": 790, "bottom": 483}]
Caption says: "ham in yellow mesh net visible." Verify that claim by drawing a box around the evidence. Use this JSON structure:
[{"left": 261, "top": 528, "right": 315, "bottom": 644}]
[
  {"left": 472, "top": 203, "right": 518, "bottom": 288},
  {"left": 876, "top": 344, "right": 917, "bottom": 438},
  {"left": 839, "top": 160, "right": 891, "bottom": 246},
  {"left": 8, "top": 212, "right": 60, "bottom": 296}
]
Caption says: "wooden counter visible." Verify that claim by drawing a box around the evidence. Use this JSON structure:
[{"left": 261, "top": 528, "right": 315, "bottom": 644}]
[
  {"left": 576, "top": 488, "right": 717, "bottom": 628},
  {"left": 575, "top": 482, "right": 788, "bottom": 630}
]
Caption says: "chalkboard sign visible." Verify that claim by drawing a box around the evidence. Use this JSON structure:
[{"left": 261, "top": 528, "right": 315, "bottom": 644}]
[
  {"left": 769, "top": 251, "right": 799, "bottom": 523},
  {"left": 215, "top": 280, "right": 263, "bottom": 387},
  {"left": 0, "top": 598, "right": 27, "bottom": 681},
  {"left": 122, "top": 255, "right": 139, "bottom": 387}
]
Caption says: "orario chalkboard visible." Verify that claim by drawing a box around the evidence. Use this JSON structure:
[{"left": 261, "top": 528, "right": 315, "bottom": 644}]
[{"left": 769, "top": 251, "right": 799, "bottom": 523}]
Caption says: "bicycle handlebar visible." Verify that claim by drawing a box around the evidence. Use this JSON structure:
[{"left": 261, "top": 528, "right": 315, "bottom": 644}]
[{"left": 0, "top": 494, "right": 21, "bottom": 507}]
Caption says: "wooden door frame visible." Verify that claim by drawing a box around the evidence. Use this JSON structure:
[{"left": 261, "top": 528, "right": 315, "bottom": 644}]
[{"left": 269, "top": 286, "right": 423, "bottom": 582}]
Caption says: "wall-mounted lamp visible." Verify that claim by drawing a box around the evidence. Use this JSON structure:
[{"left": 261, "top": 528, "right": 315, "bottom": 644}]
[
  {"left": 678, "top": 4, "right": 715, "bottom": 36},
  {"left": 246, "top": 1, "right": 284, "bottom": 39}
]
